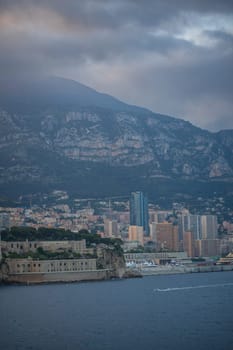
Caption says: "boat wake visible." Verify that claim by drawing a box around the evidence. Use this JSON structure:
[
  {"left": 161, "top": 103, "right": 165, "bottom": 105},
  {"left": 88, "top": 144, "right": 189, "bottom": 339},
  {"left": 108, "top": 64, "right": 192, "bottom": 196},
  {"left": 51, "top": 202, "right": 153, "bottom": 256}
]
[{"left": 154, "top": 283, "right": 233, "bottom": 292}]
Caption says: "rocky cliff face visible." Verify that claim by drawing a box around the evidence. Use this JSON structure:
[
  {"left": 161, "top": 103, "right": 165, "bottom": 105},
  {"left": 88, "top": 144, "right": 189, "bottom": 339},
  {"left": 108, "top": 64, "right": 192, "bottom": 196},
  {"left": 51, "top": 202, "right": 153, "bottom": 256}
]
[
  {"left": 97, "top": 245, "right": 126, "bottom": 278},
  {"left": 0, "top": 77, "right": 232, "bottom": 199}
]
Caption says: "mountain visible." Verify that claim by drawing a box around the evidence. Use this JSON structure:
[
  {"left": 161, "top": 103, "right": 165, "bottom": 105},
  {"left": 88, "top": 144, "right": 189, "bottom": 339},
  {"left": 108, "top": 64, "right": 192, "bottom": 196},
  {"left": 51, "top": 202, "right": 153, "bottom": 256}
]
[
  {"left": 0, "top": 76, "right": 146, "bottom": 113},
  {"left": 0, "top": 76, "right": 233, "bottom": 203}
]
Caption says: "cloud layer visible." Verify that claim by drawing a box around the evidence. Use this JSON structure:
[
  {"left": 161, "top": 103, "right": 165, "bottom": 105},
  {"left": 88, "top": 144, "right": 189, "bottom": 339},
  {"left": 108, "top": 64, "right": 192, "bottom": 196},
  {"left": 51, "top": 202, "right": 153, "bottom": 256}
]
[{"left": 0, "top": 0, "right": 232, "bottom": 131}]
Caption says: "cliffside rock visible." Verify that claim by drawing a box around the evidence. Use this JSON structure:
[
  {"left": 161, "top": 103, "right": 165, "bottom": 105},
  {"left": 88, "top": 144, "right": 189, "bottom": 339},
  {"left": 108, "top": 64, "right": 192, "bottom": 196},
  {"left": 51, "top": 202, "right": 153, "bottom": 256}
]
[{"left": 0, "top": 76, "right": 232, "bottom": 199}]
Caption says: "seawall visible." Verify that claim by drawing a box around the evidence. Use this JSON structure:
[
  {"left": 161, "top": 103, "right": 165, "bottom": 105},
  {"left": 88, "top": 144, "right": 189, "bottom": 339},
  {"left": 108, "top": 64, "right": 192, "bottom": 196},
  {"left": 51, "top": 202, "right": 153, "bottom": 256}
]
[{"left": 2, "top": 269, "right": 110, "bottom": 284}]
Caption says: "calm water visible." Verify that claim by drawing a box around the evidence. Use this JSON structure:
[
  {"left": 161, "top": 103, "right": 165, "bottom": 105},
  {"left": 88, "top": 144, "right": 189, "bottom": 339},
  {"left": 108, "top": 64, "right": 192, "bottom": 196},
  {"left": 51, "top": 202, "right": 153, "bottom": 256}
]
[{"left": 1, "top": 271, "right": 233, "bottom": 350}]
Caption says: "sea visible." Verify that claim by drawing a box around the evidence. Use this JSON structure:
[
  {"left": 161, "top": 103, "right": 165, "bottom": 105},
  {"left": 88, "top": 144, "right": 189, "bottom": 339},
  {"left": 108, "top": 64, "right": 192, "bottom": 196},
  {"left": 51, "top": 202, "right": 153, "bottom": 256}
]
[{"left": 1, "top": 271, "right": 233, "bottom": 350}]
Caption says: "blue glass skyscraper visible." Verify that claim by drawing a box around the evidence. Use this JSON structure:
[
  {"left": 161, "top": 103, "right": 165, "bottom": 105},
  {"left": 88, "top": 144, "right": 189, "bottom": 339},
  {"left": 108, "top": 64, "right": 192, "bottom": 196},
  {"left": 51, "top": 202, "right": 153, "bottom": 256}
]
[{"left": 130, "top": 191, "right": 149, "bottom": 236}]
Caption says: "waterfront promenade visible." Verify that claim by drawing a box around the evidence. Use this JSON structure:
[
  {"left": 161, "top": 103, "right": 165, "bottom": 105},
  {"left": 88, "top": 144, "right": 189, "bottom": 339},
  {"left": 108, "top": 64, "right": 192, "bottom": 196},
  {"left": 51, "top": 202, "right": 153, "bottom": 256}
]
[{"left": 130, "top": 264, "right": 233, "bottom": 276}]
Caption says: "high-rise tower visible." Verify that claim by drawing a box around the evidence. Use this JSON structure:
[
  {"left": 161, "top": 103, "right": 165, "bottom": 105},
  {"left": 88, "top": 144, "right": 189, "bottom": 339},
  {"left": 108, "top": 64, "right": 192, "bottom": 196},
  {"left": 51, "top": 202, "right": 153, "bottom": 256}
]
[{"left": 130, "top": 191, "right": 149, "bottom": 236}]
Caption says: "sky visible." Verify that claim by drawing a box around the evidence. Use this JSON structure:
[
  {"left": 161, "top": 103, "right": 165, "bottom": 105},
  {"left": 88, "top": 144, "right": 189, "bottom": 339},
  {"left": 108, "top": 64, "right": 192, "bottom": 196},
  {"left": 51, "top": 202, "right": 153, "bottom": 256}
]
[{"left": 0, "top": 0, "right": 233, "bottom": 131}]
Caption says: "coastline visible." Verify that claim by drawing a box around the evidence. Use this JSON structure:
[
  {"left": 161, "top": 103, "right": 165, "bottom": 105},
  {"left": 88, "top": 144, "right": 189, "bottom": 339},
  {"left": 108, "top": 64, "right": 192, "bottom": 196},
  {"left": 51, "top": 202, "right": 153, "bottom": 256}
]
[
  {"left": 0, "top": 268, "right": 142, "bottom": 285},
  {"left": 137, "top": 264, "right": 233, "bottom": 276},
  {"left": 1, "top": 265, "right": 233, "bottom": 286}
]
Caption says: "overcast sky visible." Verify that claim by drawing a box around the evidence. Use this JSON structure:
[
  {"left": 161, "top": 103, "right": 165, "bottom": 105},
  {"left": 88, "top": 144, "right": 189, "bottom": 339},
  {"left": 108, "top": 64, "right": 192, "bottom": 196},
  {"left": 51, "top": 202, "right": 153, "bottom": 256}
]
[{"left": 0, "top": 0, "right": 233, "bottom": 131}]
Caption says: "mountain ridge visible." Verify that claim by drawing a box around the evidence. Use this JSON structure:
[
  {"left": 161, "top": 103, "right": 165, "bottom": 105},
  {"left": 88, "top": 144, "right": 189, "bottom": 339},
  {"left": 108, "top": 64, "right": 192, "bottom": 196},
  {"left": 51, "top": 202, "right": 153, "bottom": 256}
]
[{"left": 0, "top": 76, "right": 232, "bottom": 201}]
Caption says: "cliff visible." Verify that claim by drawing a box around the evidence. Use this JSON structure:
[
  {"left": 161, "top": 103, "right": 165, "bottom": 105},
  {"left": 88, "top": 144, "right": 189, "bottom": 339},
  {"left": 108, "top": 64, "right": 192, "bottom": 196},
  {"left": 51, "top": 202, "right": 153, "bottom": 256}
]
[
  {"left": 96, "top": 245, "right": 126, "bottom": 278},
  {"left": 0, "top": 76, "right": 233, "bottom": 201}
]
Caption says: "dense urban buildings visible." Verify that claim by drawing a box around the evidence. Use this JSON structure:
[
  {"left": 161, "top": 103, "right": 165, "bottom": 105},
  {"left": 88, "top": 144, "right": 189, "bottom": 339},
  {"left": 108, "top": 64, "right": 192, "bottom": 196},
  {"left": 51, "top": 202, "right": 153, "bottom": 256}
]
[{"left": 1, "top": 191, "right": 233, "bottom": 259}]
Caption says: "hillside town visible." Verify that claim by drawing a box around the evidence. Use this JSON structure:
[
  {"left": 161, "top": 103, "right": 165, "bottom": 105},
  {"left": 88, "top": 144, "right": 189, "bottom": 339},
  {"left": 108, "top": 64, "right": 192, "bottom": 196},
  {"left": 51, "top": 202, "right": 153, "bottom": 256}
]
[{"left": 1, "top": 191, "right": 233, "bottom": 262}]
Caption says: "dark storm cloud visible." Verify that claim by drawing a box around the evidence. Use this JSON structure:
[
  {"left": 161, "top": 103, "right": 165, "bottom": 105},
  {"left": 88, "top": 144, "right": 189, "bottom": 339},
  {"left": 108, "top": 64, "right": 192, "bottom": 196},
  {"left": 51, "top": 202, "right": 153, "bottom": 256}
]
[
  {"left": 0, "top": 0, "right": 232, "bottom": 130},
  {"left": 1, "top": 0, "right": 233, "bottom": 30},
  {"left": 0, "top": 3, "right": 195, "bottom": 75}
]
